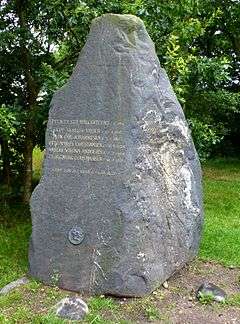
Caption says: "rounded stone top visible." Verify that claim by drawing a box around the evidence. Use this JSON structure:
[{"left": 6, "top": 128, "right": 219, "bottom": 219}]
[{"left": 92, "top": 13, "right": 144, "bottom": 31}]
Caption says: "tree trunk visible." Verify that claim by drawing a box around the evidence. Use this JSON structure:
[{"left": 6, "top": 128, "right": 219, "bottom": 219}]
[
  {"left": 22, "top": 126, "right": 33, "bottom": 204},
  {"left": 0, "top": 137, "right": 11, "bottom": 189}
]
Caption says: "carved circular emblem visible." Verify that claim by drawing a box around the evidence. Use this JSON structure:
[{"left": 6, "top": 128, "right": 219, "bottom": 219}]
[{"left": 68, "top": 226, "right": 85, "bottom": 245}]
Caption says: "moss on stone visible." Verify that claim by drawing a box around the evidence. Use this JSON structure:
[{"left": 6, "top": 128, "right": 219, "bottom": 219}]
[{"left": 93, "top": 13, "right": 144, "bottom": 32}]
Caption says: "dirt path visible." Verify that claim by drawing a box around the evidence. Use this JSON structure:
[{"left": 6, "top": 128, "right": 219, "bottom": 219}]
[{"left": 117, "top": 260, "right": 240, "bottom": 324}]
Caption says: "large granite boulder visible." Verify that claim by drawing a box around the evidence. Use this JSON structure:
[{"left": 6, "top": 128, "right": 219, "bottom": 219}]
[{"left": 29, "top": 14, "right": 203, "bottom": 297}]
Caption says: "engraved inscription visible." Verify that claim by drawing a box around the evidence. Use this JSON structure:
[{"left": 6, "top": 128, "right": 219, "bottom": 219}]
[
  {"left": 46, "top": 117, "right": 176, "bottom": 177},
  {"left": 46, "top": 118, "right": 126, "bottom": 176}
]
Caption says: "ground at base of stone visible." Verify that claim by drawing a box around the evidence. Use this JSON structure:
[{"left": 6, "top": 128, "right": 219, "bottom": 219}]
[
  {"left": 94, "top": 260, "right": 240, "bottom": 323},
  {"left": 142, "top": 260, "right": 239, "bottom": 324},
  {"left": 0, "top": 260, "right": 239, "bottom": 323}
]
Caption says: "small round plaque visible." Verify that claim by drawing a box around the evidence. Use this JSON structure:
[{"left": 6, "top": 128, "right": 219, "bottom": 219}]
[{"left": 68, "top": 226, "right": 85, "bottom": 245}]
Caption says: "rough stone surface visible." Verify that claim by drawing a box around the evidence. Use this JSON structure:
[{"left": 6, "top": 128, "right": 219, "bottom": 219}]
[
  {"left": 196, "top": 283, "right": 227, "bottom": 302},
  {"left": 55, "top": 297, "right": 88, "bottom": 320},
  {"left": 29, "top": 14, "right": 203, "bottom": 297},
  {"left": 0, "top": 277, "right": 29, "bottom": 295}
]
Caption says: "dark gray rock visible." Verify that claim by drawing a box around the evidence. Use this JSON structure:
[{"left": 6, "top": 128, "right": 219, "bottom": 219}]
[
  {"left": 196, "top": 283, "right": 227, "bottom": 302},
  {"left": 29, "top": 14, "right": 203, "bottom": 297},
  {"left": 0, "top": 277, "right": 29, "bottom": 295},
  {"left": 55, "top": 297, "right": 88, "bottom": 320}
]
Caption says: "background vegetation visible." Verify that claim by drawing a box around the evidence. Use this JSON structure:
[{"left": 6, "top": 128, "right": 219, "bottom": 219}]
[{"left": 0, "top": 0, "right": 239, "bottom": 203}]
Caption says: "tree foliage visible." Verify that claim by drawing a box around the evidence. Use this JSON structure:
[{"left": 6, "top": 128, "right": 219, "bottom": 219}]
[{"left": 0, "top": 0, "right": 239, "bottom": 201}]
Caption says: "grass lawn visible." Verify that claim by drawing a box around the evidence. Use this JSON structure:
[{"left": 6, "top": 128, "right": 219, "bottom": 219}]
[
  {"left": 200, "top": 158, "right": 240, "bottom": 266},
  {"left": 0, "top": 154, "right": 239, "bottom": 323}
]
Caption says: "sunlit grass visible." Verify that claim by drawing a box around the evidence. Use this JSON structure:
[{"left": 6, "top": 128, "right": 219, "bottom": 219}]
[
  {"left": 32, "top": 146, "right": 44, "bottom": 183},
  {"left": 200, "top": 158, "right": 240, "bottom": 266}
]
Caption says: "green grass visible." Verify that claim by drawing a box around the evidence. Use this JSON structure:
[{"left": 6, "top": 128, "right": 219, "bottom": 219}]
[
  {"left": 200, "top": 158, "right": 240, "bottom": 266},
  {"left": 32, "top": 146, "right": 44, "bottom": 184},
  {"left": 227, "top": 293, "right": 240, "bottom": 307},
  {"left": 0, "top": 283, "right": 69, "bottom": 323},
  {"left": 0, "top": 154, "right": 239, "bottom": 322},
  {"left": 0, "top": 205, "right": 31, "bottom": 288}
]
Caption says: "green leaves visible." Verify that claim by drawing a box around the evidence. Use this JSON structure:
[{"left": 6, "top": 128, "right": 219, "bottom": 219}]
[
  {"left": 188, "top": 118, "right": 223, "bottom": 161},
  {"left": 0, "top": 105, "right": 20, "bottom": 140},
  {"left": 186, "top": 90, "right": 240, "bottom": 158}
]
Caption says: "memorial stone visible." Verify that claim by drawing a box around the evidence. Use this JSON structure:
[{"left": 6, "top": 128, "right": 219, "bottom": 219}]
[{"left": 29, "top": 14, "right": 203, "bottom": 297}]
